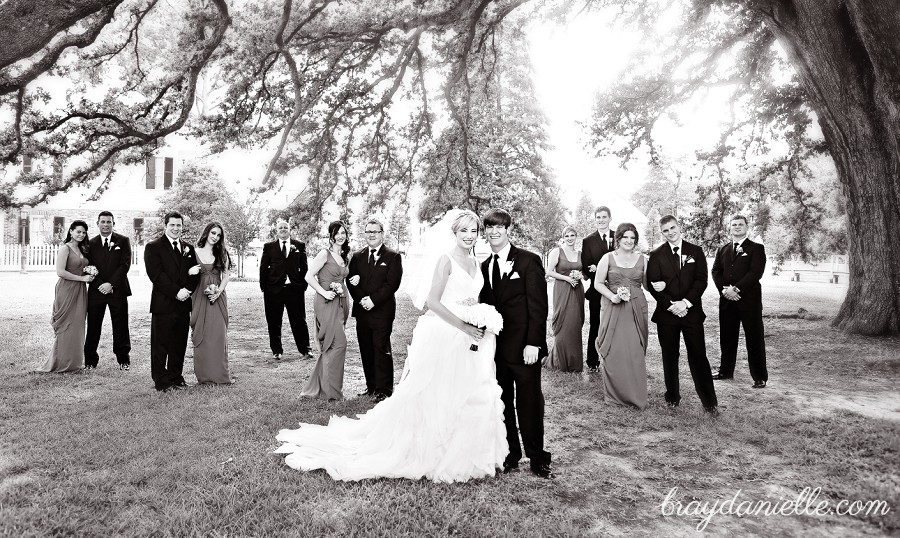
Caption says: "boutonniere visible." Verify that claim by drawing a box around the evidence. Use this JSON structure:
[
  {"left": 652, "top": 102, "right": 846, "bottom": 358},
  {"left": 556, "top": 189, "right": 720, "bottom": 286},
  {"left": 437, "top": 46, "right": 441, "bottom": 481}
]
[
  {"left": 682, "top": 255, "right": 695, "bottom": 264},
  {"left": 734, "top": 245, "right": 744, "bottom": 255},
  {"left": 290, "top": 244, "right": 298, "bottom": 253},
  {"left": 108, "top": 241, "right": 115, "bottom": 249},
  {"left": 182, "top": 245, "right": 191, "bottom": 257},
  {"left": 502, "top": 260, "right": 514, "bottom": 275}
]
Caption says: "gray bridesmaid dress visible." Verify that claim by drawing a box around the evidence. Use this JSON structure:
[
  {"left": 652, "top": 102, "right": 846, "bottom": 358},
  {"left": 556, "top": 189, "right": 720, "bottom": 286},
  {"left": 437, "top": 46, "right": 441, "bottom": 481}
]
[
  {"left": 39, "top": 243, "right": 88, "bottom": 373},
  {"left": 544, "top": 250, "right": 585, "bottom": 372},
  {"left": 191, "top": 263, "right": 232, "bottom": 384},
  {"left": 596, "top": 254, "right": 649, "bottom": 409},
  {"left": 302, "top": 251, "right": 349, "bottom": 400}
]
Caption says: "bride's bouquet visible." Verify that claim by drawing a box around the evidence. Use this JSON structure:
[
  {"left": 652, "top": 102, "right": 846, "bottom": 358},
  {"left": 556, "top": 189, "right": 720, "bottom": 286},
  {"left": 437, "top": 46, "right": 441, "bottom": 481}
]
[
  {"left": 457, "top": 298, "right": 504, "bottom": 351},
  {"left": 329, "top": 282, "right": 345, "bottom": 298},
  {"left": 83, "top": 265, "right": 98, "bottom": 277},
  {"left": 616, "top": 286, "right": 631, "bottom": 302}
]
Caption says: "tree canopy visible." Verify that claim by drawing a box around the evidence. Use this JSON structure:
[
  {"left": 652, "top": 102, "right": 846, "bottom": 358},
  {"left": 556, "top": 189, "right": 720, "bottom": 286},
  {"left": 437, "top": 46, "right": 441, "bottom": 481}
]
[{"left": 2, "top": 0, "right": 899, "bottom": 334}]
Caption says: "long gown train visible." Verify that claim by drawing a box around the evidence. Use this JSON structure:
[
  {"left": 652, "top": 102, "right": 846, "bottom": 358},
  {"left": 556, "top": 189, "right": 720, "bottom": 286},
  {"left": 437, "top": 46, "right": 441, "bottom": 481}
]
[{"left": 276, "top": 255, "right": 508, "bottom": 482}]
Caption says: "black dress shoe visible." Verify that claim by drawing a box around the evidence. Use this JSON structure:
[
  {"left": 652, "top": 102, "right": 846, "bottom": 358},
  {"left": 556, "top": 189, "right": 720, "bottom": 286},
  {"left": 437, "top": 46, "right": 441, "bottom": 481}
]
[
  {"left": 273, "top": 353, "right": 282, "bottom": 361},
  {"left": 502, "top": 461, "right": 519, "bottom": 474},
  {"left": 587, "top": 366, "right": 600, "bottom": 373},
  {"left": 119, "top": 364, "right": 130, "bottom": 371},
  {"left": 752, "top": 380, "right": 767, "bottom": 389},
  {"left": 705, "top": 406, "right": 720, "bottom": 417},
  {"left": 372, "top": 393, "right": 387, "bottom": 403},
  {"left": 531, "top": 463, "right": 555, "bottom": 479},
  {"left": 666, "top": 401, "right": 679, "bottom": 409},
  {"left": 712, "top": 372, "right": 733, "bottom": 380}
]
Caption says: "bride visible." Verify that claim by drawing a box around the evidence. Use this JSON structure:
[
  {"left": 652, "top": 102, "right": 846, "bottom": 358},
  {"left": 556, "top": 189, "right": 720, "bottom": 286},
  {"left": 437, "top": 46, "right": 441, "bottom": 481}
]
[{"left": 275, "top": 209, "right": 508, "bottom": 482}]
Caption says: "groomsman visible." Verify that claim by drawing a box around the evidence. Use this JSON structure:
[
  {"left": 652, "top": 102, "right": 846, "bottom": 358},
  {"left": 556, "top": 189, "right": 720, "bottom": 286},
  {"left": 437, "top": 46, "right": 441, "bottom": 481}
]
[
  {"left": 260, "top": 219, "right": 311, "bottom": 360},
  {"left": 581, "top": 206, "right": 613, "bottom": 372},
  {"left": 711, "top": 215, "right": 768, "bottom": 388},
  {"left": 144, "top": 211, "right": 199, "bottom": 392},
  {"left": 84, "top": 211, "right": 132, "bottom": 370},
  {"left": 646, "top": 215, "right": 718, "bottom": 414},
  {"left": 348, "top": 218, "right": 403, "bottom": 402},
  {"left": 479, "top": 208, "right": 553, "bottom": 478}
]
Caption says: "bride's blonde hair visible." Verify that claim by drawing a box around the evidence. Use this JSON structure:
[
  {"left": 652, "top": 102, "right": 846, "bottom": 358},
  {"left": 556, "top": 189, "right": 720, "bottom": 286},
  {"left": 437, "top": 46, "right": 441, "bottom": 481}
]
[{"left": 450, "top": 210, "right": 482, "bottom": 235}]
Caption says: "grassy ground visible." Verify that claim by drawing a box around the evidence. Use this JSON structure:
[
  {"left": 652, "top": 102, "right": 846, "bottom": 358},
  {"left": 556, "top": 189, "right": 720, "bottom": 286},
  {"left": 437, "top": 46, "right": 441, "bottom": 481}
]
[{"left": 0, "top": 272, "right": 897, "bottom": 537}]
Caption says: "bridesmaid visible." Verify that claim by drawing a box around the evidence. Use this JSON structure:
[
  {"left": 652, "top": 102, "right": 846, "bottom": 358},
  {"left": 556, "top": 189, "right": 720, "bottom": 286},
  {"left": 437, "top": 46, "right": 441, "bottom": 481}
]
[
  {"left": 594, "top": 223, "right": 649, "bottom": 409},
  {"left": 190, "top": 222, "right": 233, "bottom": 384},
  {"left": 302, "top": 221, "right": 350, "bottom": 400},
  {"left": 39, "top": 220, "right": 94, "bottom": 373},
  {"left": 543, "top": 226, "right": 585, "bottom": 372}
]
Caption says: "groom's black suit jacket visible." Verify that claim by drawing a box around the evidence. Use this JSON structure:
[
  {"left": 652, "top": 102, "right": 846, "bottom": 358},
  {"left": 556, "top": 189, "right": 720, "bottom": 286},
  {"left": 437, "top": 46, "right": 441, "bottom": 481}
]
[
  {"left": 86, "top": 232, "right": 132, "bottom": 306},
  {"left": 348, "top": 245, "right": 403, "bottom": 322},
  {"left": 646, "top": 240, "right": 708, "bottom": 326},
  {"left": 479, "top": 244, "right": 548, "bottom": 363},
  {"left": 144, "top": 235, "right": 199, "bottom": 315}
]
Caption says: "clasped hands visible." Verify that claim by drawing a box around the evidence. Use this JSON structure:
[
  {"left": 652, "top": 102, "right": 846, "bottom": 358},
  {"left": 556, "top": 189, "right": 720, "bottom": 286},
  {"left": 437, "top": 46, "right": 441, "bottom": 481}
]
[
  {"left": 722, "top": 285, "right": 741, "bottom": 301},
  {"left": 176, "top": 288, "right": 191, "bottom": 301},
  {"left": 98, "top": 283, "right": 113, "bottom": 294}
]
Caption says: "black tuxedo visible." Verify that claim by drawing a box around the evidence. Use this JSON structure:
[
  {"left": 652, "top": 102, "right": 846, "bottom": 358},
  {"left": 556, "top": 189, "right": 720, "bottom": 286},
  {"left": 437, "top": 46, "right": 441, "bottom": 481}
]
[
  {"left": 711, "top": 238, "right": 768, "bottom": 382},
  {"left": 581, "top": 230, "right": 613, "bottom": 368},
  {"left": 347, "top": 244, "right": 403, "bottom": 396},
  {"left": 144, "top": 235, "right": 199, "bottom": 391},
  {"left": 84, "top": 232, "right": 132, "bottom": 367},
  {"left": 259, "top": 238, "right": 310, "bottom": 356},
  {"left": 479, "top": 244, "right": 551, "bottom": 470},
  {"left": 646, "top": 240, "right": 717, "bottom": 408}
]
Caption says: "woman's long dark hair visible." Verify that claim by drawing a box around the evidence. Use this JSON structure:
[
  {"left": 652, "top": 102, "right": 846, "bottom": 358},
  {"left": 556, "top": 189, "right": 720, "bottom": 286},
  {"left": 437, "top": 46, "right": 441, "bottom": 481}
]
[
  {"left": 197, "top": 222, "right": 231, "bottom": 272},
  {"left": 64, "top": 220, "right": 90, "bottom": 256},
  {"left": 328, "top": 221, "right": 350, "bottom": 263}
]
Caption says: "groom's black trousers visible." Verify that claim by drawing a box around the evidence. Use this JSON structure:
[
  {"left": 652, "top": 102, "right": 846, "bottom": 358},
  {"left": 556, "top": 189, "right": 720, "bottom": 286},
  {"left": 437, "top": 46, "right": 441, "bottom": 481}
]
[
  {"left": 356, "top": 316, "right": 394, "bottom": 396},
  {"left": 150, "top": 312, "right": 189, "bottom": 390},
  {"left": 84, "top": 298, "right": 131, "bottom": 366},
  {"left": 717, "top": 302, "right": 767, "bottom": 382},
  {"left": 657, "top": 322, "right": 718, "bottom": 408},
  {"left": 496, "top": 360, "right": 550, "bottom": 468}
]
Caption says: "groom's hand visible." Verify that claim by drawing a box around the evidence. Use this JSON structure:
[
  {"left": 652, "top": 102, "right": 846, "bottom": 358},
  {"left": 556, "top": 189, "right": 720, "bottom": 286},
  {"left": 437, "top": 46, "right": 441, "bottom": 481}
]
[
  {"left": 98, "top": 283, "right": 113, "bottom": 294},
  {"left": 523, "top": 345, "right": 539, "bottom": 365}
]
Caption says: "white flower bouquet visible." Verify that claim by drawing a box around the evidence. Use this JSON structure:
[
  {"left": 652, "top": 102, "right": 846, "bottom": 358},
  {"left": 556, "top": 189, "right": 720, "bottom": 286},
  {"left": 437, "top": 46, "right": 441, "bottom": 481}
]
[
  {"left": 204, "top": 284, "right": 219, "bottom": 302},
  {"left": 329, "top": 282, "right": 345, "bottom": 298},
  {"left": 83, "top": 265, "right": 98, "bottom": 276},
  {"left": 457, "top": 298, "right": 504, "bottom": 351},
  {"left": 568, "top": 269, "right": 584, "bottom": 287},
  {"left": 616, "top": 286, "right": 631, "bottom": 302}
]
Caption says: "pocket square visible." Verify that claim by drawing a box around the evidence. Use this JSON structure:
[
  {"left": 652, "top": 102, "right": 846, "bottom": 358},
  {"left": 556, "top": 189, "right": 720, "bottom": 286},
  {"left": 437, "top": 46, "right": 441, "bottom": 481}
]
[
  {"left": 740, "top": 253, "right": 748, "bottom": 257},
  {"left": 509, "top": 272, "right": 521, "bottom": 279},
  {"left": 378, "top": 261, "right": 387, "bottom": 266},
  {"left": 685, "top": 258, "right": 695, "bottom": 263},
  {"left": 114, "top": 246, "right": 121, "bottom": 250}
]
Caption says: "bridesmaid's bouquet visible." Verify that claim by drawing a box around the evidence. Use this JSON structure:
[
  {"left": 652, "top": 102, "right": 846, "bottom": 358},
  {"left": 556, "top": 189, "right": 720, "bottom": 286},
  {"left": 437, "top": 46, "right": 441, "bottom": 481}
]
[
  {"left": 457, "top": 298, "right": 504, "bottom": 351},
  {"left": 83, "top": 265, "right": 98, "bottom": 277},
  {"left": 329, "top": 282, "right": 345, "bottom": 297},
  {"left": 204, "top": 284, "right": 219, "bottom": 303},
  {"left": 568, "top": 269, "right": 584, "bottom": 287},
  {"left": 615, "top": 286, "right": 631, "bottom": 302}
]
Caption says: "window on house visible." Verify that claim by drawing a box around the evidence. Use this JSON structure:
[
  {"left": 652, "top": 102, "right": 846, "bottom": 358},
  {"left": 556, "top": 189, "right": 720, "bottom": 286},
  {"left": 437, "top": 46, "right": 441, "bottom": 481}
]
[
  {"left": 133, "top": 218, "right": 144, "bottom": 245},
  {"left": 19, "top": 216, "right": 30, "bottom": 245},
  {"left": 163, "top": 157, "right": 174, "bottom": 190},
  {"left": 146, "top": 158, "right": 156, "bottom": 189},
  {"left": 53, "top": 217, "right": 65, "bottom": 242},
  {"left": 23, "top": 156, "right": 32, "bottom": 173}
]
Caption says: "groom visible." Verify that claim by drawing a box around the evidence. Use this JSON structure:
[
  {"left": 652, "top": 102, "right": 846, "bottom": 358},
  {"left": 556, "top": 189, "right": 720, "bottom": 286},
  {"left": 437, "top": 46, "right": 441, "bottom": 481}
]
[{"left": 479, "top": 208, "right": 553, "bottom": 479}]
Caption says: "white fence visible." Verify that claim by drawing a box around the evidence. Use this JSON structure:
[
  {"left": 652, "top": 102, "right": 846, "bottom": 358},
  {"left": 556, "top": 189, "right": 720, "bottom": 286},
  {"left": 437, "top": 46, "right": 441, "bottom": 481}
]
[{"left": 1, "top": 244, "right": 144, "bottom": 273}]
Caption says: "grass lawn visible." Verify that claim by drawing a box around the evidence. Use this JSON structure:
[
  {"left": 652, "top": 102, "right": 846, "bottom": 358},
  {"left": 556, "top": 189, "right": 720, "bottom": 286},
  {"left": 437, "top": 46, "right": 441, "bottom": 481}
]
[{"left": 0, "top": 272, "right": 897, "bottom": 536}]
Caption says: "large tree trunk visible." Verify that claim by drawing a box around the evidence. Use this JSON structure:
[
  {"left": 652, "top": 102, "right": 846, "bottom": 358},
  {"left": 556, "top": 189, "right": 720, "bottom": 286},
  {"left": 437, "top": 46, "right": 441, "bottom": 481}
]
[{"left": 758, "top": 0, "right": 900, "bottom": 335}]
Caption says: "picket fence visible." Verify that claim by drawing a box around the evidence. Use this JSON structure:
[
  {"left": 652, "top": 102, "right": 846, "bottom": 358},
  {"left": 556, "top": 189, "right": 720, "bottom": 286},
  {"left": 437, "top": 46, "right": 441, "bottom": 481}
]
[{"left": 0, "top": 244, "right": 144, "bottom": 272}]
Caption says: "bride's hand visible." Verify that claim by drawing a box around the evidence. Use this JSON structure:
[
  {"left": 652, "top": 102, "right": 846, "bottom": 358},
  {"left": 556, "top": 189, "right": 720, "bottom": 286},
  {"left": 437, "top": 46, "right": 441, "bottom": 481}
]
[
  {"left": 462, "top": 324, "right": 485, "bottom": 340},
  {"left": 321, "top": 290, "right": 337, "bottom": 301}
]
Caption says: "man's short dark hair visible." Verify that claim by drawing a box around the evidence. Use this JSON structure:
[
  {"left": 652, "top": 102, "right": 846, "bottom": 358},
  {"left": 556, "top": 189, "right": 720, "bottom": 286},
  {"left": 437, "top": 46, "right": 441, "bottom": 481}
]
[
  {"left": 595, "top": 206, "right": 611, "bottom": 218},
  {"left": 97, "top": 211, "right": 114, "bottom": 222},
  {"left": 731, "top": 214, "right": 748, "bottom": 225},
  {"left": 164, "top": 211, "right": 184, "bottom": 226},
  {"left": 658, "top": 214, "right": 678, "bottom": 228},
  {"left": 483, "top": 208, "right": 512, "bottom": 229}
]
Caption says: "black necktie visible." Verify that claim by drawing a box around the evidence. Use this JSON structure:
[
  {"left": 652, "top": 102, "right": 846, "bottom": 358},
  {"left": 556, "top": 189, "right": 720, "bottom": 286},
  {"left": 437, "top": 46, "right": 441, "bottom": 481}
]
[
  {"left": 492, "top": 254, "right": 501, "bottom": 290},
  {"left": 734, "top": 242, "right": 739, "bottom": 252},
  {"left": 601, "top": 234, "right": 607, "bottom": 249},
  {"left": 673, "top": 246, "right": 680, "bottom": 269},
  {"left": 282, "top": 241, "right": 287, "bottom": 258},
  {"left": 104, "top": 238, "right": 109, "bottom": 250},
  {"left": 172, "top": 240, "right": 179, "bottom": 254},
  {"left": 368, "top": 248, "right": 376, "bottom": 267}
]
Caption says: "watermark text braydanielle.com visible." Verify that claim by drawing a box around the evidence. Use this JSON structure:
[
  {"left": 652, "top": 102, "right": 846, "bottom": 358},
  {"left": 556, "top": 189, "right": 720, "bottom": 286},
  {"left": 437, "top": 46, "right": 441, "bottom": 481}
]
[{"left": 659, "top": 487, "right": 892, "bottom": 531}]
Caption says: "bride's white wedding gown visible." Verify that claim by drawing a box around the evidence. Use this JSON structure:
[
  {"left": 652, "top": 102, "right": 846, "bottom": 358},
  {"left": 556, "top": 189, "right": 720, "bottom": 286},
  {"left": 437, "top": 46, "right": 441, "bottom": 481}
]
[{"left": 275, "top": 255, "right": 508, "bottom": 482}]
